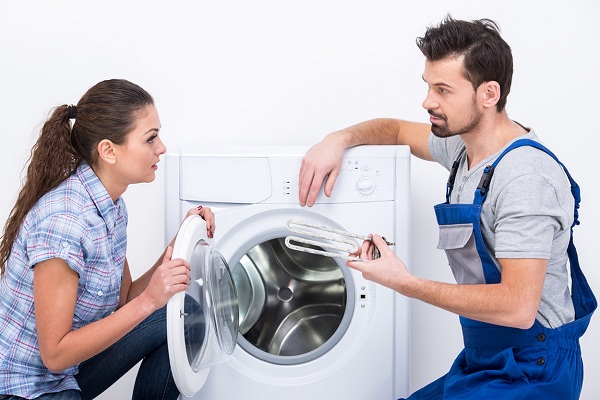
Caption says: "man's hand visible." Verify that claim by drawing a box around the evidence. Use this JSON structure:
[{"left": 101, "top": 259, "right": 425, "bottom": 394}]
[{"left": 299, "top": 134, "right": 348, "bottom": 207}]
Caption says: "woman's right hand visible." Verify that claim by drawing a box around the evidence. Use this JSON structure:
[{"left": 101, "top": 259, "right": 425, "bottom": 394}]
[{"left": 143, "top": 246, "right": 191, "bottom": 310}]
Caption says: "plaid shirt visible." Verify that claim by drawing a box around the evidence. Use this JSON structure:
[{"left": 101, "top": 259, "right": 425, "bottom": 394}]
[{"left": 0, "top": 163, "right": 128, "bottom": 398}]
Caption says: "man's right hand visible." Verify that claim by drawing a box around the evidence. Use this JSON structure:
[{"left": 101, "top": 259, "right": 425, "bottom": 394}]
[
  {"left": 299, "top": 134, "right": 348, "bottom": 207},
  {"left": 299, "top": 118, "right": 428, "bottom": 206}
]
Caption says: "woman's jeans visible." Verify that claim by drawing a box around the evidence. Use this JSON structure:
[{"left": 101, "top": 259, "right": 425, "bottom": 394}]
[
  {"left": 2, "top": 297, "right": 208, "bottom": 400},
  {"left": 75, "top": 305, "right": 179, "bottom": 400},
  {"left": 0, "top": 306, "right": 178, "bottom": 400}
]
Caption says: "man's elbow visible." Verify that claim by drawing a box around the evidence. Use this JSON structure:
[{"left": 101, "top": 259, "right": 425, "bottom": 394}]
[
  {"left": 506, "top": 306, "right": 538, "bottom": 330},
  {"left": 511, "top": 316, "right": 537, "bottom": 330}
]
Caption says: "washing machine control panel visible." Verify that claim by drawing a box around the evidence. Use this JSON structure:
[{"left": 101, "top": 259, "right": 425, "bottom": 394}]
[
  {"left": 342, "top": 158, "right": 388, "bottom": 199},
  {"left": 172, "top": 145, "right": 409, "bottom": 205},
  {"left": 268, "top": 154, "right": 398, "bottom": 203}
]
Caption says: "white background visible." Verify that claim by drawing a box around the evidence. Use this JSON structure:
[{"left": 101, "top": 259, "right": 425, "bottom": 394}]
[{"left": 1, "top": 1, "right": 598, "bottom": 399}]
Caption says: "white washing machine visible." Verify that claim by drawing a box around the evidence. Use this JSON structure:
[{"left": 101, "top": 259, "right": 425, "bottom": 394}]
[{"left": 164, "top": 145, "right": 411, "bottom": 399}]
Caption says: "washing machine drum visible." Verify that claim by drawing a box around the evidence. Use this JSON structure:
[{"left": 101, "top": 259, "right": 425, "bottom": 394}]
[{"left": 166, "top": 215, "right": 239, "bottom": 397}]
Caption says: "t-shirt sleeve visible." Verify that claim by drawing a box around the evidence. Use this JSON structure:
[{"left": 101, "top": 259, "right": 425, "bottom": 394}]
[
  {"left": 26, "top": 213, "right": 86, "bottom": 276},
  {"left": 493, "top": 173, "right": 572, "bottom": 259}
]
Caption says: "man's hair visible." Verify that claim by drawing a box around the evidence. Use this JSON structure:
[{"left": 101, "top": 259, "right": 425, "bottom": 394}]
[{"left": 416, "top": 16, "right": 513, "bottom": 112}]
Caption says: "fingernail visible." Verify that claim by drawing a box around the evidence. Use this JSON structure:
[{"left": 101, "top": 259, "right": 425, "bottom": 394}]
[{"left": 197, "top": 205, "right": 203, "bottom": 211}]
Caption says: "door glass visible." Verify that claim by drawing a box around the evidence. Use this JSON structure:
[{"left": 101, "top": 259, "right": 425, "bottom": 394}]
[
  {"left": 183, "top": 243, "right": 209, "bottom": 372},
  {"left": 183, "top": 241, "right": 239, "bottom": 372},
  {"left": 207, "top": 250, "right": 239, "bottom": 356}
]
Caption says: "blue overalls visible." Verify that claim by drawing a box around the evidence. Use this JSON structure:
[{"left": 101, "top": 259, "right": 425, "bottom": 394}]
[{"left": 403, "top": 139, "right": 597, "bottom": 399}]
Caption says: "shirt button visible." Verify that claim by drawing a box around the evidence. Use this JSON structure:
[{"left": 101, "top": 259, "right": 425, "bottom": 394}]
[
  {"left": 97, "top": 290, "right": 104, "bottom": 296},
  {"left": 462, "top": 176, "right": 467, "bottom": 182},
  {"left": 537, "top": 333, "right": 546, "bottom": 342},
  {"left": 61, "top": 242, "right": 68, "bottom": 248},
  {"left": 537, "top": 357, "right": 545, "bottom": 365}
]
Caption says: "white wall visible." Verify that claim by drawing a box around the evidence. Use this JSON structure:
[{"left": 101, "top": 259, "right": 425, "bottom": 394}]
[{"left": 1, "top": 1, "right": 598, "bottom": 399}]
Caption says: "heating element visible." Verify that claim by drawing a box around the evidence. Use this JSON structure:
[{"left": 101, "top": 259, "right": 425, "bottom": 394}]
[{"left": 284, "top": 219, "right": 395, "bottom": 261}]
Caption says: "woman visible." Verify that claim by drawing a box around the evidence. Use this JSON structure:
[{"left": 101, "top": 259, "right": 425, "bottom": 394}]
[{"left": 0, "top": 79, "right": 214, "bottom": 399}]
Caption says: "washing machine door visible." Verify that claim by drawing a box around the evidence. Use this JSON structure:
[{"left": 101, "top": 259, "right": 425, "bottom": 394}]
[{"left": 166, "top": 215, "right": 239, "bottom": 397}]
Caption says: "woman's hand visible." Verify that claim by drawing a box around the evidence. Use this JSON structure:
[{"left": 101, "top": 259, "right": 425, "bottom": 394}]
[
  {"left": 185, "top": 206, "right": 215, "bottom": 238},
  {"left": 142, "top": 246, "right": 191, "bottom": 311}
]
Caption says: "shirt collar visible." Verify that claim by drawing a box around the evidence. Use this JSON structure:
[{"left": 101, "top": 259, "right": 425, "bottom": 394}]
[{"left": 76, "top": 162, "right": 125, "bottom": 232}]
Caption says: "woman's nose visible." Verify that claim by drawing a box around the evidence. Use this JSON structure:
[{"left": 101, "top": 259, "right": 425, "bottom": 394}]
[{"left": 156, "top": 136, "right": 167, "bottom": 155}]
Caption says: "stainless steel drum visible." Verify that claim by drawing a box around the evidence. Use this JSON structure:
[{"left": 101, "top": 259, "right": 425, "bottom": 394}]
[{"left": 231, "top": 237, "right": 354, "bottom": 365}]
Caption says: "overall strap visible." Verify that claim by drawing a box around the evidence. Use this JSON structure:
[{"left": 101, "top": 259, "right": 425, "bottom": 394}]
[
  {"left": 474, "top": 139, "right": 580, "bottom": 230},
  {"left": 472, "top": 139, "right": 595, "bottom": 319},
  {"left": 445, "top": 148, "right": 466, "bottom": 203}
]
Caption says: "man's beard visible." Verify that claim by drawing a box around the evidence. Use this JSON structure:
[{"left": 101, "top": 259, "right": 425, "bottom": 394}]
[{"left": 429, "top": 102, "right": 482, "bottom": 138}]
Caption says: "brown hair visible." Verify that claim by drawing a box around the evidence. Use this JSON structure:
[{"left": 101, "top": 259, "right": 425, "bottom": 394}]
[
  {"left": 0, "top": 79, "right": 154, "bottom": 275},
  {"left": 416, "top": 16, "right": 513, "bottom": 112}
]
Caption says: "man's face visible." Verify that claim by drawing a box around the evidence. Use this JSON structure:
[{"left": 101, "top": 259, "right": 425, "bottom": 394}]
[{"left": 421, "top": 57, "right": 482, "bottom": 138}]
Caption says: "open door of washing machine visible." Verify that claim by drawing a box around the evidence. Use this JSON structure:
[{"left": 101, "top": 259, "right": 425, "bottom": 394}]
[{"left": 166, "top": 215, "right": 239, "bottom": 397}]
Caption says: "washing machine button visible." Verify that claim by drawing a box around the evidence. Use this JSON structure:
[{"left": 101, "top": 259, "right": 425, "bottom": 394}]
[{"left": 356, "top": 177, "right": 376, "bottom": 196}]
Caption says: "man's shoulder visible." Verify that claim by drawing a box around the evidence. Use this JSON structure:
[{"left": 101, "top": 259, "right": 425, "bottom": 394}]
[{"left": 490, "top": 144, "right": 572, "bottom": 202}]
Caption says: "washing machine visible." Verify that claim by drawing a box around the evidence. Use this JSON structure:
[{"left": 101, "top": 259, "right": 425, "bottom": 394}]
[{"left": 164, "top": 145, "right": 411, "bottom": 399}]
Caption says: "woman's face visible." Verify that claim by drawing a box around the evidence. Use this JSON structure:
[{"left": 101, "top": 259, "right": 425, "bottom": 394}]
[{"left": 114, "top": 104, "right": 166, "bottom": 185}]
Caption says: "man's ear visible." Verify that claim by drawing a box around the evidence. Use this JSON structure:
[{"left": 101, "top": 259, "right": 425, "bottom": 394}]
[
  {"left": 480, "top": 81, "right": 501, "bottom": 109},
  {"left": 97, "top": 139, "right": 117, "bottom": 165}
]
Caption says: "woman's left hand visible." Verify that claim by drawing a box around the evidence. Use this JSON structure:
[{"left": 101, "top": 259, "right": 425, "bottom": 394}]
[{"left": 185, "top": 206, "right": 215, "bottom": 238}]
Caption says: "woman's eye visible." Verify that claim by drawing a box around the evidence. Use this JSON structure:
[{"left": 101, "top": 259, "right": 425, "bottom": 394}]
[{"left": 147, "top": 134, "right": 158, "bottom": 143}]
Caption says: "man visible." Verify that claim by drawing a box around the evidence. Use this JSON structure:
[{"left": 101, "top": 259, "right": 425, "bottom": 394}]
[{"left": 298, "top": 16, "right": 596, "bottom": 399}]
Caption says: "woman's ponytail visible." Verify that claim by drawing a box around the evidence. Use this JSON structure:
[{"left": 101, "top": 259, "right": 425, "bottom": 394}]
[{"left": 0, "top": 105, "right": 80, "bottom": 275}]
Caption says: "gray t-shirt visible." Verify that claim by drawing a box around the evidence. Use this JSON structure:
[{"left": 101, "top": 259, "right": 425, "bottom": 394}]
[{"left": 428, "top": 129, "right": 575, "bottom": 328}]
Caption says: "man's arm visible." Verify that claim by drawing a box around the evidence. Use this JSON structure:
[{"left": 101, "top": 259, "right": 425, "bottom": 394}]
[
  {"left": 350, "top": 235, "right": 546, "bottom": 329},
  {"left": 299, "top": 118, "right": 432, "bottom": 207}
]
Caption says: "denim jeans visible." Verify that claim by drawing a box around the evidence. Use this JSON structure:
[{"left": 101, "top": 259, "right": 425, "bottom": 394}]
[
  {"left": 75, "top": 305, "right": 179, "bottom": 400},
  {"left": 0, "top": 390, "right": 81, "bottom": 400},
  {"left": 0, "top": 305, "right": 176, "bottom": 400},
  {"left": 1, "top": 298, "right": 207, "bottom": 400}
]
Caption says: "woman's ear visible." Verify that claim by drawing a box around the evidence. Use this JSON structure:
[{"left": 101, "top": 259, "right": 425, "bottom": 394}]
[
  {"left": 480, "top": 81, "right": 501, "bottom": 109},
  {"left": 97, "top": 139, "right": 117, "bottom": 165}
]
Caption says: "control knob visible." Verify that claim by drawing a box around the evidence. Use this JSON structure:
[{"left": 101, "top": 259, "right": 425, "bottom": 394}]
[{"left": 356, "top": 176, "right": 376, "bottom": 196}]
